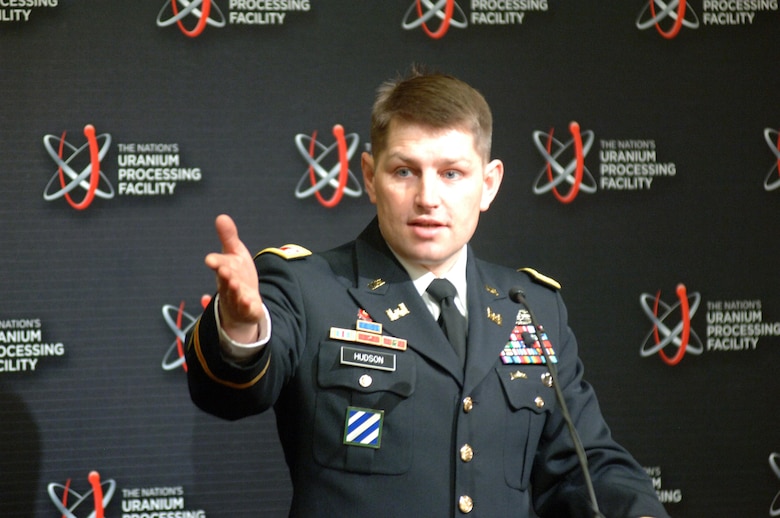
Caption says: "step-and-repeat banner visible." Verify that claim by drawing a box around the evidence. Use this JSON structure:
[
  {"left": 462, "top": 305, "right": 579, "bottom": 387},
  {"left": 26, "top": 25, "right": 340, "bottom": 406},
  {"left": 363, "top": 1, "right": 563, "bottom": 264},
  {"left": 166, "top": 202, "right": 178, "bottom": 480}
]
[{"left": 1, "top": 1, "right": 778, "bottom": 516}]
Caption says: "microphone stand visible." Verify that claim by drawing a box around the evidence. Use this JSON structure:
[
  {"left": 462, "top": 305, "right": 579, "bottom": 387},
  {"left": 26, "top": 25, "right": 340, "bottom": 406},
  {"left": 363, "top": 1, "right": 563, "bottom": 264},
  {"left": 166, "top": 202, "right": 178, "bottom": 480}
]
[{"left": 510, "top": 287, "right": 606, "bottom": 518}]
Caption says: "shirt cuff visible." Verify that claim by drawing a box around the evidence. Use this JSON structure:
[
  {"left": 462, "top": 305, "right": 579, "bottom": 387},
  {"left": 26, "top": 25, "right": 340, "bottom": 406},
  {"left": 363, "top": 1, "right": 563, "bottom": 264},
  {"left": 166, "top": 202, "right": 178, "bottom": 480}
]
[{"left": 214, "top": 294, "right": 271, "bottom": 361}]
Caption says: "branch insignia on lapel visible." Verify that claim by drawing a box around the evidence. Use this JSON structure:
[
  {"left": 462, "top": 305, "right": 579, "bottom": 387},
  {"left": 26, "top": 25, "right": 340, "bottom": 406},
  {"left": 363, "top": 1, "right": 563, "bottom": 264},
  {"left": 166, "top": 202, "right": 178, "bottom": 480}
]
[
  {"left": 486, "top": 307, "right": 503, "bottom": 326},
  {"left": 385, "top": 303, "right": 410, "bottom": 321}
]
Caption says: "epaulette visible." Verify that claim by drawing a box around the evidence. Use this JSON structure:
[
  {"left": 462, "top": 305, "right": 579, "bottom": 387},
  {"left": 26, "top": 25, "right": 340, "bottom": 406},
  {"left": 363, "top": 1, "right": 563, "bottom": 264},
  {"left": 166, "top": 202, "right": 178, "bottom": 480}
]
[
  {"left": 518, "top": 267, "right": 561, "bottom": 291},
  {"left": 256, "top": 244, "right": 312, "bottom": 260}
]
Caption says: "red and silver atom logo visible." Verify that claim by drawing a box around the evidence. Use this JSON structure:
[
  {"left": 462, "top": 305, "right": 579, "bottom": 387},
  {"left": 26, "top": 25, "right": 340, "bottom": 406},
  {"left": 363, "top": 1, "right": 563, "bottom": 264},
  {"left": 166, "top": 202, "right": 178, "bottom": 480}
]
[
  {"left": 636, "top": 0, "right": 700, "bottom": 39},
  {"left": 639, "top": 283, "right": 703, "bottom": 366},
  {"left": 401, "top": 0, "right": 468, "bottom": 39},
  {"left": 157, "top": 0, "right": 226, "bottom": 37},
  {"left": 764, "top": 127, "right": 780, "bottom": 192},
  {"left": 47, "top": 471, "right": 116, "bottom": 518},
  {"left": 161, "top": 295, "right": 211, "bottom": 372},
  {"left": 294, "top": 124, "right": 362, "bottom": 208},
  {"left": 532, "top": 122, "right": 597, "bottom": 204},
  {"left": 770, "top": 452, "right": 780, "bottom": 516},
  {"left": 42, "top": 125, "right": 115, "bottom": 210}
]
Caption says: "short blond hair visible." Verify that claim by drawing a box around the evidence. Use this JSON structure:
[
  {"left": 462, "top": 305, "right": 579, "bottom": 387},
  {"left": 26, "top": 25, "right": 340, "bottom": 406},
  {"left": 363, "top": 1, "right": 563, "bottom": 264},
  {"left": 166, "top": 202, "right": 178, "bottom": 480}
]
[{"left": 370, "top": 68, "right": 493, "bottom": 161}]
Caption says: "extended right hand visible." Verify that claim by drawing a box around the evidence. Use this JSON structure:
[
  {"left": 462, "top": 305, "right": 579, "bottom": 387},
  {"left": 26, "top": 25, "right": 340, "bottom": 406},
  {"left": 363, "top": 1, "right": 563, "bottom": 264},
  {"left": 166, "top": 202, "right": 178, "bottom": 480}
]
[{"left": 205, "top": 214, "right": 265, "bottom": 344}]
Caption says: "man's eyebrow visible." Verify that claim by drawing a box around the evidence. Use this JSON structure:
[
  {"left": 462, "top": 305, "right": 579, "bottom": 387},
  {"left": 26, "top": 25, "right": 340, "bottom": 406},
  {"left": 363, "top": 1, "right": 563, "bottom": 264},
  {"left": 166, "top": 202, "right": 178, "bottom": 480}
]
[{"left": 384, "top": 152, "right": 472, "bottom": 166}]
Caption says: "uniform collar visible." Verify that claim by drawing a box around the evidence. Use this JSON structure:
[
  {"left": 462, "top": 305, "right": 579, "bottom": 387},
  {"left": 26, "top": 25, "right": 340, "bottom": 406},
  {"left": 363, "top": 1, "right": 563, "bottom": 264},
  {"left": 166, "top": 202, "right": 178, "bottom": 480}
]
[{"left": 387, "top": 244, "right": 469, "bottom": 318}]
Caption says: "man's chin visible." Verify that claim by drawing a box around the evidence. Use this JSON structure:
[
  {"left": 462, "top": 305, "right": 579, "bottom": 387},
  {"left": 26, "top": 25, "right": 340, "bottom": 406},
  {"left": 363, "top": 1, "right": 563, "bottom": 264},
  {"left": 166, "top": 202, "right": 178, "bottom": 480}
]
[{"left": 404, "top": 250, "right": 454, "bottom": 271}]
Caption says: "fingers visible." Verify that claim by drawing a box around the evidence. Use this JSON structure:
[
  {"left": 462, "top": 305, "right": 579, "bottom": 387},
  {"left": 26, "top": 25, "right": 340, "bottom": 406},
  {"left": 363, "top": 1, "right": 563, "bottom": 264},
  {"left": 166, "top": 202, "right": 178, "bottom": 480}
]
[
  {"left": 205, "top": 215, "right": 264, "bottom": 326},
  {"left": 214, "top": 214, "right": 245, "bottom": 255},
  {"left": 217, "top": 271, "right": 264, "bottom": 321},
  {"left": 205, "top": 214, "right": 251, "bottom": 271}
]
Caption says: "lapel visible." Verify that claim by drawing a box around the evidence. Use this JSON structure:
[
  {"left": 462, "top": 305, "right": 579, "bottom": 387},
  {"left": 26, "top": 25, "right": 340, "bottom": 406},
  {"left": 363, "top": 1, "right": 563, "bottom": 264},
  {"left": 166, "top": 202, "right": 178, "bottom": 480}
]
[
  {"left": 463, "top": 252, "right": 517, "bottom": 393},
  {"left": 346, "top": 220, "right": 464, "bottom": 383},
  {"left": 342, "top": 220, "right": 516, "bottom": 388}
]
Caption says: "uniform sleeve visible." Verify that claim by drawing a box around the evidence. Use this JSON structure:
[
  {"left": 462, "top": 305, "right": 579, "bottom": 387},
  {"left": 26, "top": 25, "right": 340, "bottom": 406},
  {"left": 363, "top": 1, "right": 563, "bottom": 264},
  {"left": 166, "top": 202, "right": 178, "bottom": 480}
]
[
  {"left": 214, "top": 294, "right": 271, "bottom": 360},
  {"left": 185, "top": 253, "right": 307, "bottom": 421},
  {"left": 529, "top": 291, "right": 669, "bottom": 518}
]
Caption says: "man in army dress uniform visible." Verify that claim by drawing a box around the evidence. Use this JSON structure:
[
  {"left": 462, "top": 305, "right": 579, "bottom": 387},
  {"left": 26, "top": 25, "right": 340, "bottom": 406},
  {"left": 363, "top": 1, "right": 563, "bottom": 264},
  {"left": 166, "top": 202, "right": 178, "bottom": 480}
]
[{"left": 186, "top": 69, "right": 669, "bottom": 518}]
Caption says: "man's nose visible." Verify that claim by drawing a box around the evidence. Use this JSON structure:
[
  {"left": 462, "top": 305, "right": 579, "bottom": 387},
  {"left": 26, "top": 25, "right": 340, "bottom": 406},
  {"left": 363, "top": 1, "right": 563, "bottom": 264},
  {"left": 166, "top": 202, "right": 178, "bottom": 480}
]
[{"left": 416, "top": 172, "right": 441, "bottom": 207}]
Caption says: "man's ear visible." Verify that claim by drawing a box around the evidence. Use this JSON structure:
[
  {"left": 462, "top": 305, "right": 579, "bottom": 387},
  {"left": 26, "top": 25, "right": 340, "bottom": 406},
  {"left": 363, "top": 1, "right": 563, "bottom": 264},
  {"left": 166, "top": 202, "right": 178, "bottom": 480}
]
[
  {"left": 480, "top": 159, "right": 504, "bottom": 211},
  {"left": 362, "top": 151, "right": 377, "bottom": 204}
]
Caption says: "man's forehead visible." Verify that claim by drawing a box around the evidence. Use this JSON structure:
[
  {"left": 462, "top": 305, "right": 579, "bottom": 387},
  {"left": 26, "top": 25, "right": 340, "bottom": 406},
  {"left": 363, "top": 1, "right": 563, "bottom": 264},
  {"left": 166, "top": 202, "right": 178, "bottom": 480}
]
[
  {"left": 387, "top": 118, "right": 475, "bottom": 139},
  {"left": 383, "top": 120, "right": 480, "bottom": 156}
]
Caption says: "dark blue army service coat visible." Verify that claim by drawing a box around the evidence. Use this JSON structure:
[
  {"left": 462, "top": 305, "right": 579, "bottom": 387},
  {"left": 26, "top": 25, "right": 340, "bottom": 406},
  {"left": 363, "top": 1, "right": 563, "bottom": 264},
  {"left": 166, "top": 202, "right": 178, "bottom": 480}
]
[{"left": 186, "top": 219, "right": 668, "bottom": 518}]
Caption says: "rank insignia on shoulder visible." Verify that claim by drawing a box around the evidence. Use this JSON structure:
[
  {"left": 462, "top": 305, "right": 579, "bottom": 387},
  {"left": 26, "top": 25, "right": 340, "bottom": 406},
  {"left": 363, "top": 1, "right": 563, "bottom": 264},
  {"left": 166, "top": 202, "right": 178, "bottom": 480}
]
[
  {"left": 256, "top": 244, "right": 312, "bottom": 260},
  {"left": 518, "top": 267, "right": 561, "bottom": 291}
]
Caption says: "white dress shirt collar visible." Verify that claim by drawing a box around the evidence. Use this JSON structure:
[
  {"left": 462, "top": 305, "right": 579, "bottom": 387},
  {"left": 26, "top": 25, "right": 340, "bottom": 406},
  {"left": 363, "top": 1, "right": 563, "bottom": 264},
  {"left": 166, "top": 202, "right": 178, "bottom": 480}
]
[{"left": 388, "top": 245, "right": 469, "bottom": 319}]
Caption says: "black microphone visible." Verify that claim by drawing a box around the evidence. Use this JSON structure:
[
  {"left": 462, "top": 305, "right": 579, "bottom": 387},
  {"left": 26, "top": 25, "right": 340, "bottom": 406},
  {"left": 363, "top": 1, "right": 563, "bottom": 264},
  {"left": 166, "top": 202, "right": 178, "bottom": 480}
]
[{"left": 509, "top": 287, "right": 605, "bottom": 518}]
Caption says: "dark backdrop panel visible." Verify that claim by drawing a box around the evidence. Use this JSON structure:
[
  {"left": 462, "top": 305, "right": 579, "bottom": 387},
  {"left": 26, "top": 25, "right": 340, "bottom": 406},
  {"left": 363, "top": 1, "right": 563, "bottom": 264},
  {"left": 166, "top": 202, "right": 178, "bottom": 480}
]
[{"left": 1, "top": 1, "right": 778, "bottom": 516}]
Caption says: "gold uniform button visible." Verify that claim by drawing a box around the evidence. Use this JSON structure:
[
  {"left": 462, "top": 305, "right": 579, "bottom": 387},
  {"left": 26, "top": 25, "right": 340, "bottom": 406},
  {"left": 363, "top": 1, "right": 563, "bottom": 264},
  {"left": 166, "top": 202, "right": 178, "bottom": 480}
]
[
  {"left": 541, "top": 372, "right": 553, "bottom": 387},
  {"left": 458, "top": 495, "right": 474, "bottom": 514},
  {"left": 534, "top": 396, "right": 545, "bottom": 408},
  {"left": 462, "top": 396, "right": 474, "bottom": 413},
  {"left": 459, "top": 444, "right": 474, "bottom": 462}
]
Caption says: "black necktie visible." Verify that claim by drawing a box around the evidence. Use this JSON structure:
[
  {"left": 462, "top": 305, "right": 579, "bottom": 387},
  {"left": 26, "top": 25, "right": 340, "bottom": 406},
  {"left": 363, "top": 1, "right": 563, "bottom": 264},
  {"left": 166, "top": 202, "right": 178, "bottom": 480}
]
[{"left": 426, "top": 278, "right": 467, "bottom": 365}]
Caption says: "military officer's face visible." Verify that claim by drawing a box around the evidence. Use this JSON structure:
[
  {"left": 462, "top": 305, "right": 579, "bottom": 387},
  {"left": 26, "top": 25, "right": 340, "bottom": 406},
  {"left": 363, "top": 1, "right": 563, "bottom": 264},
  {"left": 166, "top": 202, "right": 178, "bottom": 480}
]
[{"left": 362, "top": 119, "right": 503, "bottom": 277}]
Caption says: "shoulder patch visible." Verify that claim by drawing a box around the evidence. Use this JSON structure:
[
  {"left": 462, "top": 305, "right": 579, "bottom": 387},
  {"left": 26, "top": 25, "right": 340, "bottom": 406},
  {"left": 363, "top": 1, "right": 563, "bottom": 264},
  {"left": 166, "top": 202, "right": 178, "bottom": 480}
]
[
  {"left": 518, "top": 267, "right": 561, "bottom": 291},
  {"left": 256, "top": 244, "right": 312, "bottom": 260}
]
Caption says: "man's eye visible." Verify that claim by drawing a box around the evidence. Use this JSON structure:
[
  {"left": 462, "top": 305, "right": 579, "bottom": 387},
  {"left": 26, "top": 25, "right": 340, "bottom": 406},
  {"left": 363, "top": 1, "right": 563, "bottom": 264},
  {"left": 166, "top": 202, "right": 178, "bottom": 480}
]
[
  {"left": 443, "top": 170, "right": 461, "bottom": 180},
  {"left": 395, "top": 168, "right": 412, "bottom": 177}
]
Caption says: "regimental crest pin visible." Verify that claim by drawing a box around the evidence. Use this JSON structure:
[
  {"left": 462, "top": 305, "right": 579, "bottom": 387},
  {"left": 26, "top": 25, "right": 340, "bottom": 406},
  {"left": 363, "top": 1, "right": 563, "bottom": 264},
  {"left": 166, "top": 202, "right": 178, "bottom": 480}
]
[
  {"left": 368, "top": 278, "right": 386, "bottom": 291},
  {"left": 484, "top": 284, "right": 499, "bottom": 296}
]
